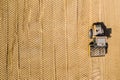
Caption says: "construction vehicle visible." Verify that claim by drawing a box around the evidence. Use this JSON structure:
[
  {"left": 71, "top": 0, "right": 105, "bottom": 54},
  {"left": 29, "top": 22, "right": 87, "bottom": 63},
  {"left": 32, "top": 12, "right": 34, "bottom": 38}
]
[{"left": 89, "top": 22, "right": 112, "bottom": 57}]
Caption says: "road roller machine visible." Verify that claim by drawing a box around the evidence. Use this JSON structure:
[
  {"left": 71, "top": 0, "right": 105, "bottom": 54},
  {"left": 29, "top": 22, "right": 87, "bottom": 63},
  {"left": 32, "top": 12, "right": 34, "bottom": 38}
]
[{"left": 89, "top": 22, "right": 112, "bottom": 57}]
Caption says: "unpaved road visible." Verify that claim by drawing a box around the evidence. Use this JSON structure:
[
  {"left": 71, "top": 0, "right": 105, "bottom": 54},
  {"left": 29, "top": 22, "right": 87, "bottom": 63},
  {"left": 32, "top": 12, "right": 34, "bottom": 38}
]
[{"left": 0, "top": 0, "right": 120, "bottom": 80}]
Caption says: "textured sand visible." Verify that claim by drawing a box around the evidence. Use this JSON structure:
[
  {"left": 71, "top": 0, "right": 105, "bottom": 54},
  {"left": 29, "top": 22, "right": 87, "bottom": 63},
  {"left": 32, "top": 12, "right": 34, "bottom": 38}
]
[{"left": 0, "top": 0, "right": 120, "bottom": 80}]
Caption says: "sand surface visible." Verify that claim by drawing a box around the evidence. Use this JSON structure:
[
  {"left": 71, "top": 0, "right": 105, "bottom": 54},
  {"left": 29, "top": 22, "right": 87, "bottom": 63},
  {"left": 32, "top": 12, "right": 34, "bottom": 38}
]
[{"left": 0, "top": 0, "right": 120, "bottom": 80}]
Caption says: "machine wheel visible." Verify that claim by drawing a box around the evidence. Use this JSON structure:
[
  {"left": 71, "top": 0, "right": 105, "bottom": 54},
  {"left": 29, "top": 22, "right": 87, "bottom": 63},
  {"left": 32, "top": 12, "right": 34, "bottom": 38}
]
[
  {"left": 89, "top": 29, "right": 93, "bottom": 39},
  {"left": 105, "top": 43, "right": 108, "bottom": 53}
]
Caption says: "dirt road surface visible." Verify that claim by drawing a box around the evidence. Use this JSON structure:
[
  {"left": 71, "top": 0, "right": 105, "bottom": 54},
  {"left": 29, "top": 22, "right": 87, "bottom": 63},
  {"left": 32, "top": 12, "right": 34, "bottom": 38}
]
[{"left": 0, "top": 0, "right": 120, "bottom": 80}]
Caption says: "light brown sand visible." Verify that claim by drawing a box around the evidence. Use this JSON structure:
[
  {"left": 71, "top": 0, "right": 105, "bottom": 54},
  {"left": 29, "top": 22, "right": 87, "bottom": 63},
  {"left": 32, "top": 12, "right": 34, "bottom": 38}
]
[{"left": 0, "top": 0, "right": 120, "bottom": 80}]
